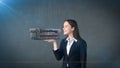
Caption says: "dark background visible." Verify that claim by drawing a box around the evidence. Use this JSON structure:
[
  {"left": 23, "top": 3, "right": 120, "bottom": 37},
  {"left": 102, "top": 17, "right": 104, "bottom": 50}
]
[{"left": 0, "top": 0, "right": 120, "bottom": 68}]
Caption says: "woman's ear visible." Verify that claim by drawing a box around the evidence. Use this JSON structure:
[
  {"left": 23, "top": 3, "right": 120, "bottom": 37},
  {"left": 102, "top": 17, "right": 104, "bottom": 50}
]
[{"left": 72, "top": 27, "right": 75, "bottom": 31}]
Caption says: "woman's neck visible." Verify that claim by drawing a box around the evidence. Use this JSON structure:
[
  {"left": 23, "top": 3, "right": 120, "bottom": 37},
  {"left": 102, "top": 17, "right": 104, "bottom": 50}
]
[{"left": 68, "top": 33, "right": 74, "bottom": 40}]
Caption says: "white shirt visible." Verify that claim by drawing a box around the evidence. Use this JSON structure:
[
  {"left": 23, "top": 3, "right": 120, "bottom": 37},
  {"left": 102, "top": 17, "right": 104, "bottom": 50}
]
[
  {"left": 66, "top": 38, "right": 77, "bottom": 55},
  {"left": 66, "top": 37, "right": 77, "bottom": 67}
]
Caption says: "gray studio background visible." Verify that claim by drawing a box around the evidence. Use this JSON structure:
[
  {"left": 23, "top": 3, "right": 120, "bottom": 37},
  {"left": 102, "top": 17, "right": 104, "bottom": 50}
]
[{"left": 0, "top": 0, "right": 120, "bottom": 68}]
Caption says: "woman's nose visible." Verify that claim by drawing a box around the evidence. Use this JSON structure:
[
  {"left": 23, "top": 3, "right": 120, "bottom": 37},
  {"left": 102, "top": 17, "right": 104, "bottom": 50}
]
[{"left": 63, "top": 28, "right": 64, "bottom": 30}]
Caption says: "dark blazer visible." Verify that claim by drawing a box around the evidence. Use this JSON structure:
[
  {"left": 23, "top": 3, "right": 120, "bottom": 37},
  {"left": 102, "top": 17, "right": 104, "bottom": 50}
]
[{"left": 53, "top": 38, "right": 87, "bottom": 68}]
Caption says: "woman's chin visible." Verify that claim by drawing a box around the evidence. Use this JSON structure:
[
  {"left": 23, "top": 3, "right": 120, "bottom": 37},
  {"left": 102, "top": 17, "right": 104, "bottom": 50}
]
[{"left": 63, "top": 33, "right": 67, "bottom": 35}]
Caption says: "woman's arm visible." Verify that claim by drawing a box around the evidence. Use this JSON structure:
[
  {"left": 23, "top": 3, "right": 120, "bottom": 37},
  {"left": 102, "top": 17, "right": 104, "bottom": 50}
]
[
  {"left": 80, "top": 40, "right": 87, "bottom": 68},
  {"left": 44, "top": 39, "right": 64, "bottom": 61}
]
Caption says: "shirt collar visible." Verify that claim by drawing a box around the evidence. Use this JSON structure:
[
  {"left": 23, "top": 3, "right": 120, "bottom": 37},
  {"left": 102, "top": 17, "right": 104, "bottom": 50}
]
[{"left": 66, "top": 37, "right": 77, "bottom": 42}]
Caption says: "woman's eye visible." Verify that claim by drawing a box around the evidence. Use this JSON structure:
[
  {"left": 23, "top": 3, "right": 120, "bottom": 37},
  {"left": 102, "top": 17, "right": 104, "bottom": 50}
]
[{"left": 65, "top": 25, "right": 68, "bottom": 27}]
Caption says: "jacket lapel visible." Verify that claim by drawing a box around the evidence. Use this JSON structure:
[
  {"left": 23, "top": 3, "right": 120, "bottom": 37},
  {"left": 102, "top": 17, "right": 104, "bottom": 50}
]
[
  {"left": 64, "top": 40, "right": 68, "bottom": 56},
  {"left": 68, "top": 41, "right": 77, "bottom": 56}
]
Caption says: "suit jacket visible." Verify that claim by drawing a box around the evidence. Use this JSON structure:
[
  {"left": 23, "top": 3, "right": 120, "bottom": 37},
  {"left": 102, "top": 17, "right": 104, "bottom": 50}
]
[{"left": 53, "top": 38, "right": 87, "bottom": 68}]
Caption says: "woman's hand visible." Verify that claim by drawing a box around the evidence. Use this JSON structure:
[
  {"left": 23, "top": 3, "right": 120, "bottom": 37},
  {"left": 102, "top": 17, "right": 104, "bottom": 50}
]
[
  {"left": 44, "top": 39, "right": 58, "bottom": 51},
  {"left": 44, "top": 39, "right": 56, "bottom": 43}
]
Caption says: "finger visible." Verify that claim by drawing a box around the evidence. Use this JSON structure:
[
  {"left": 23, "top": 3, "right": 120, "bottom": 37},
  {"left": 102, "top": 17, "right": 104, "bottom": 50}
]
[{"left": 43, "top": 40, "right": 49, "bottom": 41}]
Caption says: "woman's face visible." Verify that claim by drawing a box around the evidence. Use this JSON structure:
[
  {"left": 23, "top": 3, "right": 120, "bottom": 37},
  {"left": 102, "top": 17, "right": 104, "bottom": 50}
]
[{"left": 63, "top": 21, "right": 74, "bottom": 35}]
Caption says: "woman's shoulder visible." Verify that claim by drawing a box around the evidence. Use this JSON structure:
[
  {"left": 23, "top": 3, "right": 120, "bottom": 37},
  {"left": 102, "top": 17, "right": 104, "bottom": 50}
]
[
  {"left": 79, "top": 38, "right": 86, "bottom": 43},
  {"left": 77, "top": 38, "right": 87, "bottom": 46}
]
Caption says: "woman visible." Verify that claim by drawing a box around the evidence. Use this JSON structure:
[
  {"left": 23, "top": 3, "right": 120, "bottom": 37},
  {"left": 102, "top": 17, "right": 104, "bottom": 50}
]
[{"left": 45, "top": 19, "right": 87, "bottom": 68}]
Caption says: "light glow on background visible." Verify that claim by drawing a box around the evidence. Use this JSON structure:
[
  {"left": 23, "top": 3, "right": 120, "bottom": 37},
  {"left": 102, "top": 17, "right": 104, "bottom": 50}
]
[{"left": 0, "top": 0, "right": 18, "bottom": 17}]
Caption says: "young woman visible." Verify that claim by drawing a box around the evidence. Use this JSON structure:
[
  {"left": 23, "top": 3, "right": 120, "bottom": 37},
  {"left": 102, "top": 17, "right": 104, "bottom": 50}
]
[{"left": 45, "top": 19, "right": 87, "bottom": 68}]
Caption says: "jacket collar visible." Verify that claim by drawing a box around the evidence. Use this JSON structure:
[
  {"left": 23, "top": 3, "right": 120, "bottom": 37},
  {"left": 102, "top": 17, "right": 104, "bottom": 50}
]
[{"left": 66, "top": 37, "right": 77, "bottom": 42}]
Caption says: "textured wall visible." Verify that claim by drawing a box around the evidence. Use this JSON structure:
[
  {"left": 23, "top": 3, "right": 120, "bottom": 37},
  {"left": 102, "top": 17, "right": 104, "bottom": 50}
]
[{"left": 0, "top": 0, "right": 120, "bottom": 68}]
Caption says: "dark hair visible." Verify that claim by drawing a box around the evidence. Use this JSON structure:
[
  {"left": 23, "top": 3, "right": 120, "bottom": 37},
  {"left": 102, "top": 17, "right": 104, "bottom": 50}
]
[{"left": 64, "top": 19, "right": 81, "bottom": 40}]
